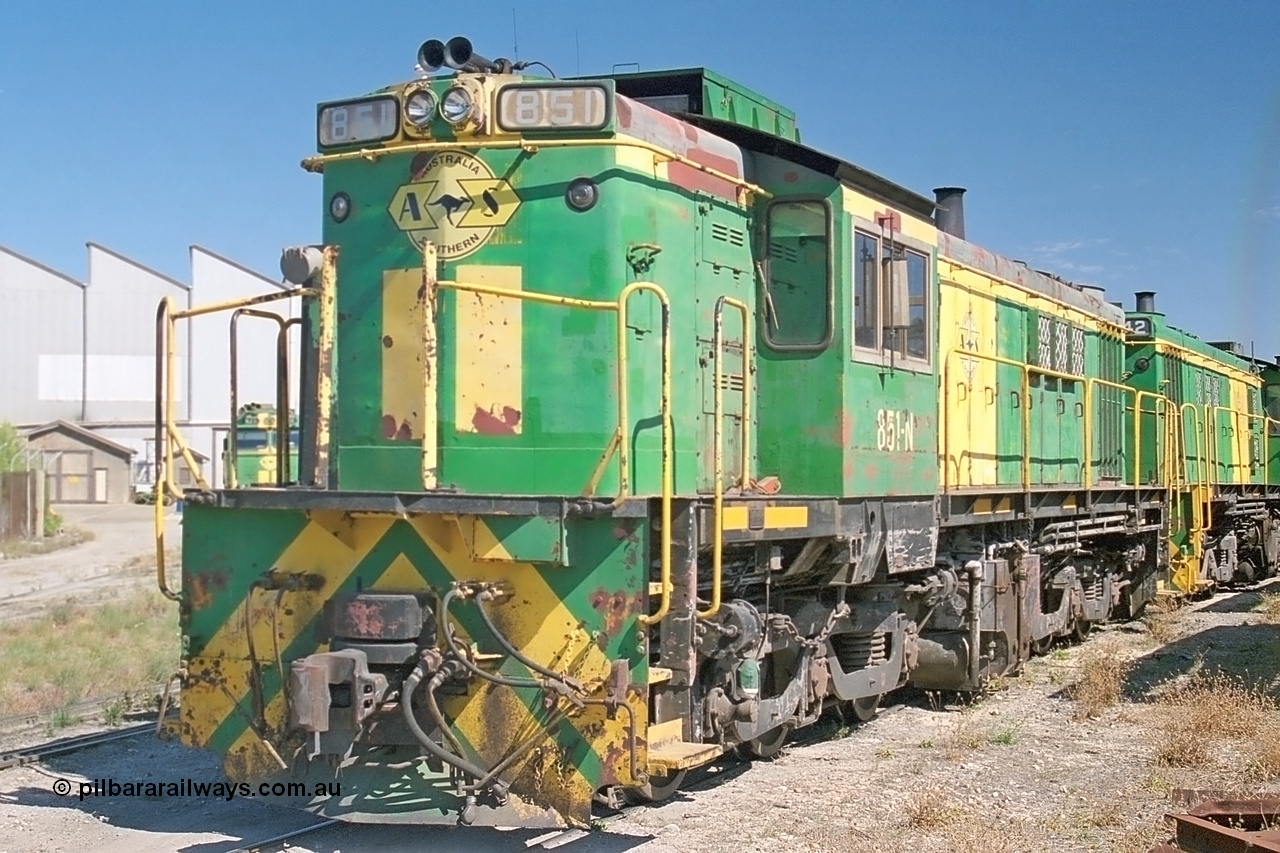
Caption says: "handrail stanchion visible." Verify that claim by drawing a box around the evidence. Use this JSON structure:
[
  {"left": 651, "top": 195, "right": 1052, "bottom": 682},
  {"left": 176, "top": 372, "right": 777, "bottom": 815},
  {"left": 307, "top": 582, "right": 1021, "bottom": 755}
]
[
  {"left": 154, "top": 282, "right": 321, "bottom": 602},
  {"left": 154, "top": 297, "right": 178, "bottom": 601},
  {"left": 431, "top": 278, "right": 675, "bottom": 625},
  {"left": 421, "top": 241, "right": 439, "bottom": 490},
  {"left": 701, "top": 296, "right": 750, "bottom": 621}
]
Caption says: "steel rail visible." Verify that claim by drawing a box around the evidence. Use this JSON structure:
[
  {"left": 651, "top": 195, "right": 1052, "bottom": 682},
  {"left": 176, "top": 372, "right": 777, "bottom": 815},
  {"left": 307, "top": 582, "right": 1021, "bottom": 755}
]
[
  {"left": 222, "top": 819, "right": 342, "bottom": 853},
  {"left": 0, "top": 723, "right": 153, "bottom": 771}
]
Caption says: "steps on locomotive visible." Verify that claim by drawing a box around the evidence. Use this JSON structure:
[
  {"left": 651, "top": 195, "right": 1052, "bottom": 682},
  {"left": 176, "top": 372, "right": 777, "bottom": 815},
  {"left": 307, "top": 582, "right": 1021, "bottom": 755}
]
[{"left": 645, "top": 718, "right": 724, "bottom": 772}]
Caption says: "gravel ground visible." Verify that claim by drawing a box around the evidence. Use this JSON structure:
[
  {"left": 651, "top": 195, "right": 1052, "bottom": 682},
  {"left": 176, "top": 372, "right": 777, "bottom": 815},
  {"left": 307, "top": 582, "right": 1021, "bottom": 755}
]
[
  {"left": 0, "top": 503, "right": 181, "bottom": 622},
  {"left": 2, "top": 582, "right": 1277, "bottom": 852}
]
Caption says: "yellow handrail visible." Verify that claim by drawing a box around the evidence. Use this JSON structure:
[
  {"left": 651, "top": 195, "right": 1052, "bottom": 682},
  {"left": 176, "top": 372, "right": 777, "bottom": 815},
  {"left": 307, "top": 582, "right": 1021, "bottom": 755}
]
[
  {"left": 302, "top": 137, "right": 772, "bottom": 204},
  {"left": 153, "top": 279, "right": 323, "bottom": 602},
  {"left": 1133, "top": 390, "right": 1171, "bottom": 486},
  {"left": 421, "top": 242, "right": 439, "bottom": 490},
  {"left": 433, "top": 278, "right": 675, "bottom": 625},
  {"left": 942, "top": 347, "right": 1092, "bottom": 491},
  {"left": 1082, "top": 377, "right": 1138, "bottom": 488},
  {"left": 701, "top": 296, "right": 751, "bottom": 620}
]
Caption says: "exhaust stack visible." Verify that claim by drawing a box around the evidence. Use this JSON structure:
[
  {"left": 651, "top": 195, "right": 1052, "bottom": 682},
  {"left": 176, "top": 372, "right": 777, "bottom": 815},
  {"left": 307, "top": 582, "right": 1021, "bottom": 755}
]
[
  {"left": 1135, "top": 291, "right": 1157, "bottom": 313},
  {"left": 934, "top": 187, "right": 966, "bottom": 239}
]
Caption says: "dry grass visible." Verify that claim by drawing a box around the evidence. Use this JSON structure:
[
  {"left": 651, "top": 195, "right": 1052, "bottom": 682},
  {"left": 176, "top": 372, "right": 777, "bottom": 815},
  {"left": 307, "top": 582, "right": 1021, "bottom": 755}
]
[
  {"left": 1247, "top": 719, "right": 1280, "bottom": 780},
  {"left": 902, "top": 787, "right": 963, "bottom": 830},
  {"left": 0, "top": 526, "right": 95, "bottom": 559},
  {"left": 1144, "top": 610, "right": 1179, "bottom": 645},
  {"left": 113, "top": 547, "right": 181, "bottom": 577},
  {"left": 0, "top": 587, "right": 179, "bottom": 718},
  {"left": 1065, "top": 644, "right": 1132, "bottom": 720},
  {"left": 1152, "top": 672, "right": 1276, "bottom": 768},
  {"left": 941, "top": 712, "right": 986, "bottom": 760},
  {"left": 1256, "top": 592, "right": 1280, "bottom": 624}
]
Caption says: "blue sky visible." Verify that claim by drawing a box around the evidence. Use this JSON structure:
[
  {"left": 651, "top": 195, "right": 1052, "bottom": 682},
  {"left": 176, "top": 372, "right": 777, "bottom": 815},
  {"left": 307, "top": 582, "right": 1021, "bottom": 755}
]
[{"left": 2, "top": 1, "right": 1278, "bottom": 355}]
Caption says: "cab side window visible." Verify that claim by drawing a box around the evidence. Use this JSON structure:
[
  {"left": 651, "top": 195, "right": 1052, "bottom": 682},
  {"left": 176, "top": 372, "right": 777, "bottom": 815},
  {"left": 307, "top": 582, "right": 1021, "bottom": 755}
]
[
  {"left": 853, "top": 226, "right": 931, "bottom": 365},
  {"left": 763, "top": 200, "right": 831, "bottom": 351}
]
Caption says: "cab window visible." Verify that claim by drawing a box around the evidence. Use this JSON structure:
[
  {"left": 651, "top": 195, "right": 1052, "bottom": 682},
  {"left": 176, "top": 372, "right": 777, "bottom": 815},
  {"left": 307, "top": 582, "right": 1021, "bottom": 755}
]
[
  {"left": 236, "top": 429, "right": 271, "bottom": 451},
  {"left": 763, "top": 200, "right": 831, "bottom": 351},
  {"left": 853, "top": 227, "right": 931, "bottom": 365}
]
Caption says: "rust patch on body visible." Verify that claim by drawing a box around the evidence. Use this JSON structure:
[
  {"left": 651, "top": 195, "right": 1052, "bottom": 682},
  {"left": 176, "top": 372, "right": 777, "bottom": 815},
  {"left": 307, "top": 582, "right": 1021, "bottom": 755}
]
[
  {"left": 473, "top": 405, "right": 522, "bottom": 435},
  {"left": 186, "top": 571, "right": 228, "bottom": 611},
  {"left": 588, "top": 588, "right": 633, "bottom": 638},
  {"left": 382, "top": 415, "right": 413, "bottom": 440}
]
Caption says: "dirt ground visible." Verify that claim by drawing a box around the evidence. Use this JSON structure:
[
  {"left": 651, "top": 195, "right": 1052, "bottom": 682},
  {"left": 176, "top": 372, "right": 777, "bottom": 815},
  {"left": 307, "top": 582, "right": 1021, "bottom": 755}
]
[
  {"left": 2, "top": 582, "right": 1278, "bottom": 852},
  {"left": 0, "top": 503, "right": 181, "bottom": 622}
]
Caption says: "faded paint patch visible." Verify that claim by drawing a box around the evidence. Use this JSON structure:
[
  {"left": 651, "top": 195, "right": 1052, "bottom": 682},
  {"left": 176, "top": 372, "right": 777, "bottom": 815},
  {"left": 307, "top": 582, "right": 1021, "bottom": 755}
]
[
  {"left": 381, "top": 268, "right": 425, "bottom": 442},
  {"left": 455, "top": 265, "right": 523, "bottom": 435}
]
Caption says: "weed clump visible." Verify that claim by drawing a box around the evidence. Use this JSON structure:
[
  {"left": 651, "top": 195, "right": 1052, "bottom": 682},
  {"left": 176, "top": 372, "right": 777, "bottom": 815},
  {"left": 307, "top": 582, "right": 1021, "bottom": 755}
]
[
  {"left": 902, "top": 788, "right": 962, "bottom": 830},
  {"left": 1256, "top": 592, "right": 1280, "bottom": 624},
  {"left": 1153, "top": 672, "right": 1276, "bottom": 768},
  {"left": 1065, "top": 644, "right": 1131, "bottom": 720}
]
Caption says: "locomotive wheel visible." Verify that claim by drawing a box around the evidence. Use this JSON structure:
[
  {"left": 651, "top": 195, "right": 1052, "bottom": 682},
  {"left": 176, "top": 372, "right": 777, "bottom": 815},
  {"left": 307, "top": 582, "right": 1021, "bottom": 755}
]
[
  {"left": 1073, "top": 619, "right": 1092, "bottom": 642},
  {"left": 623, "top": 769, "right": 686, "bottom": 804},
  {"left": 845, "top": 695, "right": 881, "bottom": 723},
  {"left": 742, "top": 724, "right": 791, "bottom": 760},
  {"left": 1031, "top": 636, "right": 1053, "bottom": 656}
]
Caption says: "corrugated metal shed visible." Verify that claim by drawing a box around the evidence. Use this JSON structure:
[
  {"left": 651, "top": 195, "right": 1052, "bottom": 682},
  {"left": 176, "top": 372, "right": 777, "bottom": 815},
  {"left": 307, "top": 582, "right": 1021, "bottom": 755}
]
[{"left": 0, "top": 246, "right": 86, "bottom": 425}]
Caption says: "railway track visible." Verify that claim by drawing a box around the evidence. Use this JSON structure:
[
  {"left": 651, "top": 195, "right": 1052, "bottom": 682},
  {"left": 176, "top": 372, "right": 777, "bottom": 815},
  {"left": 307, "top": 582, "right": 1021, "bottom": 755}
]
[{"left": 0, "top": 722, "right": 155, "bottom": 771}]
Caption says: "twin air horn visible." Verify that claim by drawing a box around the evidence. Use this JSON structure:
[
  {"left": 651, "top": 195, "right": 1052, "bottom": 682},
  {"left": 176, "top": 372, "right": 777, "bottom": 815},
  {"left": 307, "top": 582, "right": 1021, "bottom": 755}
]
[{"left": 416, "top": 36, "right": 550, "bottom": 76}]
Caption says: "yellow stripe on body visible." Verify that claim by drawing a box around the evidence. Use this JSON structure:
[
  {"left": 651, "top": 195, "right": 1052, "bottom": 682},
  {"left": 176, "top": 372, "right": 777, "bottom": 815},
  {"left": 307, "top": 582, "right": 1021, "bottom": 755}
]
[
  {"left": 720, "top": 506, "right": 810, "bottom": 531},
  {"left": 182, "top": 512, "right": 393, "bottom": 778},
  {"left": 939, "top": 275, "right": 999, "bottom": 487},
  {"left": 402, "top": 515, "right": 640, "bottom": 800},
  {"left": 381, "top": 268, "right": 425, "bottom": 440}
]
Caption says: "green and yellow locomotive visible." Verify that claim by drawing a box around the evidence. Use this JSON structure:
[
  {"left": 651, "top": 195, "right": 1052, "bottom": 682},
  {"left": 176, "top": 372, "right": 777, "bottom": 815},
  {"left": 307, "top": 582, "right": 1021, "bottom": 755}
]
[
  {"left": 223, "top": 403, "right": 299, "bottom": 487},
  {"left": 153, "top": 37, "right": 1280, "bottom": 827}
]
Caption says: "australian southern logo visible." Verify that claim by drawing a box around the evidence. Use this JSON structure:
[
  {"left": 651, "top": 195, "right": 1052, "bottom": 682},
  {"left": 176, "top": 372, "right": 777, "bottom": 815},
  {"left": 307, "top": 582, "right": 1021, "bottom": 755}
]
[{"left": 388, "top": 151, "right": 521, "bottom": 259}]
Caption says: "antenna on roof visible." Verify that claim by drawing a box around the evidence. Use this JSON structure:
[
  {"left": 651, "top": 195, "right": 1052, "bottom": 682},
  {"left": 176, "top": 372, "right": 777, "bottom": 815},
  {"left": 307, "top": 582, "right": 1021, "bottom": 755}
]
[{"left": 512, "top": 8, "right": 519, "bottom": 60}]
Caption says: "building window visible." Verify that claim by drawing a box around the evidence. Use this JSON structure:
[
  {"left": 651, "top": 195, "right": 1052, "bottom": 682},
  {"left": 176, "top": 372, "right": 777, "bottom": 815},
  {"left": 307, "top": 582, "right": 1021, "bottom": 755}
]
[
  {"left": 763, "top": 200, "right": 832, "bottom": 351},
  {"left": 853, "top": 228, "right": 931, "bottom": 363}
]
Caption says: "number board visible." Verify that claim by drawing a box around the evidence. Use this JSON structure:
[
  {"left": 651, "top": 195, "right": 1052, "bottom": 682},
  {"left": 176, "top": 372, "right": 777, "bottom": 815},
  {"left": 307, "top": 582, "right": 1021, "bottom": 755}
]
[
  {"left": 1125, "top": 317, "right": 1153, "bottom": 338},
  {"left": 497, "top": 85, "right": 610, "bottom": 131},
  {"left": 318, "top": 97, "right": 399, "bottom": 148}
]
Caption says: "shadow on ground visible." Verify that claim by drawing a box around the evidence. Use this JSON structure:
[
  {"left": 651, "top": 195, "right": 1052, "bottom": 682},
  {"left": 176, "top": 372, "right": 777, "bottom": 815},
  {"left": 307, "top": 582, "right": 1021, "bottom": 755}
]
[
  {"left": 0, "top": 735, "right": 666, "bottom": 853},
  {"left": 1123, "top": 588, "right": 1280, "bottom": 700}
]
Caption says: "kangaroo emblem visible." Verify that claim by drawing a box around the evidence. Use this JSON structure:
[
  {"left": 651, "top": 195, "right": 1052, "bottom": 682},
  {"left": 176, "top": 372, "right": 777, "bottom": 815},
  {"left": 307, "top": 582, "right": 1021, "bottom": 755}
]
[{"left": 430, "top": 193, "right": 469, "bottom": 226}]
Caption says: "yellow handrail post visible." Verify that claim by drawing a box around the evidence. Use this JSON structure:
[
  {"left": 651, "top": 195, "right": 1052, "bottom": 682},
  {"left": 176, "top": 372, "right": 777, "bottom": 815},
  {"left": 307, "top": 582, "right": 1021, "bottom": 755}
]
[
  {"left": 618, "top": 283, "right": 673, "bottom": 627},
  {"left": 421, "top": 241, "right": 439, "bottom": 490},
  {"left": 701, "top": 296, "right": 750, "bottom": 621},
  {"left": 154, "top": 296, "right": 179, "bottom": 601}
]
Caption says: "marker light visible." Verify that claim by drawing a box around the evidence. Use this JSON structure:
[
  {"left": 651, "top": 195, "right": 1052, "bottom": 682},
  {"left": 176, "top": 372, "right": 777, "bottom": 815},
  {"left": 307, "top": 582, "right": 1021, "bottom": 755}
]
[
  {"left": 329, "top": 192, "right": 351, "bottom": 223},
  {"left": 440, "top": 87, "right": 474, "bottom": 124},
  {"left": 565, "top": 178, "right": 599, "bottom": 212},
  {"left": 405, "top": 90, "right": 437, "bottom": 128}
]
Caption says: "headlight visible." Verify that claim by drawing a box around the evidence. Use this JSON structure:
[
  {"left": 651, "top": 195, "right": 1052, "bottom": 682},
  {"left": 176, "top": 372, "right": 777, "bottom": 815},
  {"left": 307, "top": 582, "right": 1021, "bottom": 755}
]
[
  {"left": 404, "top": 90, "right": 437, "bottom": 128},
  {"left": 440, "top": 87, "right": 473, "bottom": 124}
]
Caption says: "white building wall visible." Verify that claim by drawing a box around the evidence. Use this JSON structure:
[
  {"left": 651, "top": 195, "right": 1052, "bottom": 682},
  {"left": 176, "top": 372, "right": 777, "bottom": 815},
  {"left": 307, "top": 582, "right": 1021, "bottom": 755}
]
[
  {"left": 84, "top": 243, "right": 190, "bottom": 425},
  {"left": 0, "top": 246, "right": 85, "bottom": 425},
  {"left": 3, "top": 241, "right": 293, "bottom": 491},
  {"left": 189, "top": 246, "right": 296, "bottom": 487}
]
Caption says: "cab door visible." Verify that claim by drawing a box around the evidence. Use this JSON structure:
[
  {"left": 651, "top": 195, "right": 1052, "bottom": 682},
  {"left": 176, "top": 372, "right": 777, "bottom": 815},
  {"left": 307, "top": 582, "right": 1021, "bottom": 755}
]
[{"left": 754, "top": 197, "right": 842, "bottom": 495}]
